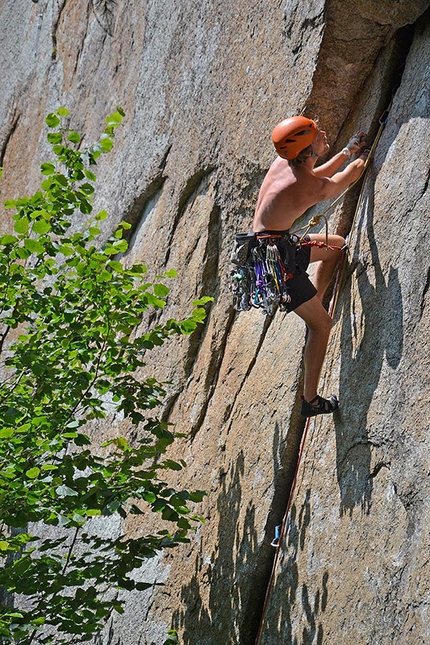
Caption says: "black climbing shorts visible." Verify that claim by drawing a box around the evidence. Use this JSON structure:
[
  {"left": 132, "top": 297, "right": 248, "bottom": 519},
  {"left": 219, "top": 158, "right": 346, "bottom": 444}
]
[{"left": 284, "top": 235, "right": 317, "bottom": 313}]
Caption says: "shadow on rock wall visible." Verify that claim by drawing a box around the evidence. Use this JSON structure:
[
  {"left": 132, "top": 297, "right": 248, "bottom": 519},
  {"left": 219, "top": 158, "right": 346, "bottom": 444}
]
[
  {"left": 334, "top": 178, "right": 403, "bottom": 516},
  {"left": 261, "top": 491, "right": 329, "bottom": 645},
  {"left": 171, "top": 396, "right": 306, "bottom": 643},
  {"left": 172, "top": 450, "right": 260, "bottom": 645}
]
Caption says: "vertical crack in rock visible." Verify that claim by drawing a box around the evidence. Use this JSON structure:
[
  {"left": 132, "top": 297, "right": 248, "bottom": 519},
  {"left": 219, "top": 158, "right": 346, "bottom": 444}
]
[
  {"left": 248, "top": 19, "right": 421, "bottom": 645},
  {"left": 164, "top": 166, "right": 216, "bottom": 266},
  {"left": 0, "top": 112, "right": 20, "bottom": 167},
  {"left": 159, "top": 168, "right": 221, "bottom": 430},
  {"left": 51, "top": 0, "right": 67, "bottom": 60},
  {"left": 162, "top": 200, "right": 224, "bottom": 434},
  {"left": 240, "top": 393, "right": 307, "bottom": 645},
  {"left": 183, "top": 204, "right": 220, "bottom": 379},
  {"left": 420, "top": 266, "right": 430, "bottom": 321},
  {"left": 334, "top": 24, "right": 416, "bottom": 241},
  {"left": 123, "top": 164, "right": 169, "bottom": 247},
  {"left": 160, "top": 169, "right": 219, "bottom": 427}
]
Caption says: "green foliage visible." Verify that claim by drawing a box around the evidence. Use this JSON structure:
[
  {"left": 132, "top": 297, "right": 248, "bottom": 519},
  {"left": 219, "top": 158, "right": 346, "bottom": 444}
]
[
  {"left": 163, "top": 630, "right": 179, "bottom": 645},
  {"left": 0, "top": 108, "right": 211, "bottom": 644}
]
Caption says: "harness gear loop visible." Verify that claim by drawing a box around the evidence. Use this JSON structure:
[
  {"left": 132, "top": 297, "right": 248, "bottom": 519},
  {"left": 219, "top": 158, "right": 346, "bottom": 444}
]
[{"left": 230, "top": 232, "right": 295, "bottom": 315}]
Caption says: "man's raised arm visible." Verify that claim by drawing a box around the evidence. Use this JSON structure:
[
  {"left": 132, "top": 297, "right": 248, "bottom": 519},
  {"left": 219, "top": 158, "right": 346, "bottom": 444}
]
[{"left": 314, "top": 131, "right": 367, "bottom": 178}]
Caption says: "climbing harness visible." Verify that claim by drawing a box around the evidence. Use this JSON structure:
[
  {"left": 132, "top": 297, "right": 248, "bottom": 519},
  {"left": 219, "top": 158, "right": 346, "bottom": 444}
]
[
  {"left": 253, "top": 106, "right": 391, "bottom": 645},
  {"left": 230, "top": 234, "right": 343, "bottom": 317},
  {"left": 230, "top": 232, "right": 295, "bottom": 315}
]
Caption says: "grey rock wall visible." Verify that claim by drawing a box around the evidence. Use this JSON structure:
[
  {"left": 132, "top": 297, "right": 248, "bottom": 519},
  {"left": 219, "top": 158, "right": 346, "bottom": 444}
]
[{"left": 0, "top": 1, "right": 429, "bottom": 644}]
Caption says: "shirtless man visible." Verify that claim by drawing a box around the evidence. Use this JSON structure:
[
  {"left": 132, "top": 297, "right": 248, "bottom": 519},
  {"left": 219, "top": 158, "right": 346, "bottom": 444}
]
[{"left": 253, "top": 116, "right": 368, "bottom": 417}]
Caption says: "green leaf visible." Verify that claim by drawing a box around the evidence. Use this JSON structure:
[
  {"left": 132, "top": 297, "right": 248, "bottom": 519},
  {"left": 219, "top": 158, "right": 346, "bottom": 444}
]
[
  {"left": 80, "top": 183, "right": 95, "bottom": 195},
  {"left": 97, "top": 270, "right": 112, "bottom": 282},
  {"left": 24, "top": 238, "right": 44, "bottom": 254},
  {"left": 154, "top": 283, "right": 170, "bottom": 298},
  {"left": 14, "top": 217, "right": 29, "bottom": 234},
  {"left": 59, "top": 244, "right": 74, "bottom": 256},
  {"left": 46, "top": 112, "right": 60, "bottom": 127},
  {"left": 32, "top": 219, "right": 51, "bottom": 234},
  {"left": 85, "top": 169, "right": 97, "bottom": 181},
  {"left": 106, "top": 111, "right": 123, "bottom": 125},
  {"left": 47, "top": 132, "right": 63, "bottom": 144},
  {"left": 0, "top": 428, "right": 14, "bottom": 438},
  {"left": 67, "top": 131, "right": 81, "bottom": 144},
  {"left": 26, "top": 467, "right": 40, "bottom": 479},
  {"left": 54, "top": 173, "right": 69, "bottom": 187},
  {"left": 0, "top": 233, "right": 17, "bottom": 244},
  {"left": 100, "top": 136, "right": 114, "bottom": 152},
  {"left": 79, "top": 199, "right": 93, "bottom": 214},
  {"left": 192, "top": 296, "right": 214, "bottom": 306},
  {"left": 56, "top": 106, "right": 70, "bottom": 117},
  {"left": 41, "top": 162, "right": 56, "bottom": 175},
  {"left": 164, "top": 629, "right": 179, "bottom": 645}
]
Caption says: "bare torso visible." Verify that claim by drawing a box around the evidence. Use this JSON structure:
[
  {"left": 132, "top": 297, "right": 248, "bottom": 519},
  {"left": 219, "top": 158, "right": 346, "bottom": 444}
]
[{"left": 253, "top": 157, "right": 324, "bottom": 232}]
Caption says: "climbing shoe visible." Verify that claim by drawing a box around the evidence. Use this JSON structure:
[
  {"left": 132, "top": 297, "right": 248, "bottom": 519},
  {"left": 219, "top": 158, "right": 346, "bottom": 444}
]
[{"left": 301, "top": 394, "right": 338, "bottom": 418}]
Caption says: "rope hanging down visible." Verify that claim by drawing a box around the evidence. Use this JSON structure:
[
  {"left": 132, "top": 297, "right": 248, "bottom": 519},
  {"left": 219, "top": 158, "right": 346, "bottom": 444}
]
[{"left": 254, "top": 107, "right": 390, "bottom": 645}]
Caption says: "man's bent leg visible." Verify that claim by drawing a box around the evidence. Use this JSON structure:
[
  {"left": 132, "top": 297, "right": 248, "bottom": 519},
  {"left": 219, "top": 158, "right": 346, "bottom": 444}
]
[
  {"left": 308, "top": 233, "right": 345, "bottom": 300},
  {"left": 294, "top": 295, "right": 333, "bottom": 402}
]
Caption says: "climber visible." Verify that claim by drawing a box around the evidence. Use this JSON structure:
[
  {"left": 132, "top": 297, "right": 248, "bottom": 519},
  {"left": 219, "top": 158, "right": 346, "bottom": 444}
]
[{"left": 253, "top": 116, "right": 369, "bottom": 417}]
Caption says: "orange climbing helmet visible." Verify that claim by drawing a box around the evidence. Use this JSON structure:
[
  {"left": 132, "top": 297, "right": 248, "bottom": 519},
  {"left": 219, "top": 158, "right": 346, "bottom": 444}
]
[{"left": 271, "top": 116, "right": 318, "bottom": 160}]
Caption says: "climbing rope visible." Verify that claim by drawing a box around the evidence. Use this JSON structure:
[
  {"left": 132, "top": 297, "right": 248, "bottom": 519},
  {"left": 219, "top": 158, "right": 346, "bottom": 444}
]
[{"left": 254, "top": 107, "right": 390, "bottom": 645}]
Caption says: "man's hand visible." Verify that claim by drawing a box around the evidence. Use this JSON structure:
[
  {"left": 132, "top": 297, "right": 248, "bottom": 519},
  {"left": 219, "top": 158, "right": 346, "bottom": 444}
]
[
  {"left": 358, "top": 148, "right": 370, "bottom": 160},
  {"left": 342, "top": 131, "right": 367, "bottom": 158}
]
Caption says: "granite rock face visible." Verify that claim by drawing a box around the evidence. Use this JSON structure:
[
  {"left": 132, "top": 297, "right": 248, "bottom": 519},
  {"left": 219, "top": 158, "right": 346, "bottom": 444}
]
[{"left": 0, "top": 1, "right": 429, "bottom": 644}]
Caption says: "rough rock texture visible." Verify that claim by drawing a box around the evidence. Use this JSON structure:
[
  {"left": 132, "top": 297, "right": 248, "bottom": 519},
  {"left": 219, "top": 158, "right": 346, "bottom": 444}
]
[{"left": 0, "top": 1, "right": 429, "bottom": 644}]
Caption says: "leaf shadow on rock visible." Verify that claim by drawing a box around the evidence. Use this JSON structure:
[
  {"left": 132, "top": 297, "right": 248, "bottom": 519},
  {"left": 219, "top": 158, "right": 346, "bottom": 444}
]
[
  {"left": 334, "top": 180, "right": 404, "bottom": 516},
  {"left": 171, "top": 450, "right": 261, "bottom": 645}
]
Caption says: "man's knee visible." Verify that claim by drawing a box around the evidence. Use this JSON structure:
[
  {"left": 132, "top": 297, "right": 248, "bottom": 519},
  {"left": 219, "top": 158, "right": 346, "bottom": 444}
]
[
  {"left": 328, "top": 234, "right": 346, "bottom": 253},
  {"left": 308, "top": 309, "right": 332, "bottom": 335}
]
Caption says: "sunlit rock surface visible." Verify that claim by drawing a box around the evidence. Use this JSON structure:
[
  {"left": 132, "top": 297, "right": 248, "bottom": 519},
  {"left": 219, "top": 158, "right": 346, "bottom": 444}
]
[{"left": 0, "top": 0, "right": 429, "bottom": 643}]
